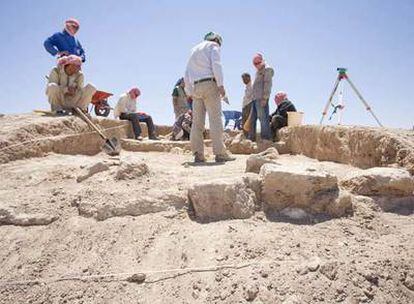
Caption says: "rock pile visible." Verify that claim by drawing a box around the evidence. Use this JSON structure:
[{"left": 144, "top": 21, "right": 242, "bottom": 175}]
[
  {"left": 189, "top": 161, "right": 354, "bottom": 221},
  {"left": 260, "top": 163, "right": 352, "bottom": 217},
  {"left": 115, "top": 156, "right": 149, "bottom": 180},
  {"left": 245, "top": 147, "right": 279, "bottom": 173},
  {"left": 188, "top": 178, "right": 257, "bottom": 222}
]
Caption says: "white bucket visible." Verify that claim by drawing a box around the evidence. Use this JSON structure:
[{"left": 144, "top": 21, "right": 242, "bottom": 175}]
[{"left": 287, "top": 111, "right": 304, "bottom": 126}]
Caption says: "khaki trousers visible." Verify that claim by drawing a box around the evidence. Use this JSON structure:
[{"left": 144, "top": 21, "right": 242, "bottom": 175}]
[
  {"left": 190, "top": 81, "right": 225, "bottom": 156},
  {"left": 46, "top": 83, "right": 96, "bottom": 111}
]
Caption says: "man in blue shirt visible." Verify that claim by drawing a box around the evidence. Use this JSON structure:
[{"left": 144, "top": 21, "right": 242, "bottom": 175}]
[{"left": 44, "top": 18, "right": 86, "bottom": 62}]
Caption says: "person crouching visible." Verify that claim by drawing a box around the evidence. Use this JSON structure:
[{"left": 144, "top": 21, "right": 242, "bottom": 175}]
[
  {"left": 46, "top": 55, "right": 96, "bottom": 114},
  {"left": 114, "top": 88, "right": 159, "bottom": 141},
  {"left": 270, "top": 91, "right": 297, "bottom": 140},
  {"left": 172, "top": 109, "right": 192, "bottom": 141}
]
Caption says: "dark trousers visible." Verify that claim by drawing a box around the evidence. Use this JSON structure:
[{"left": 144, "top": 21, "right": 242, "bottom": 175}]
[
  {"left": 120, "top": 112, "right": 156, "bottom": 139},
  {"left": 270, "top": 114, "right": 287, "bottom": 140}
]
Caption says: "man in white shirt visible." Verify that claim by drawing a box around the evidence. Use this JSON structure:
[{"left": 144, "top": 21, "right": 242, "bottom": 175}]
[
  {"left": 241, "top": 73, "right": 253, "bottom": 136},
  {"left": 114, "top": 88, "right": 158, "bottom": 140},
  {"left": 184, "top": 32, "right": 235, "bottom": 163}
]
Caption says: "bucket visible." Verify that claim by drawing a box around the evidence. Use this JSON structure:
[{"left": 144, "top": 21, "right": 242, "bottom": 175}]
[{"left": 287, "top": 111, "right": 304, "bottom": 126}]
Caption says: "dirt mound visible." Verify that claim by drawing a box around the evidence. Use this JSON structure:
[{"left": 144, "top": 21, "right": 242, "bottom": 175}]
[
  {"left": 0, "top": 115, "right": 413, "bottom": 303},
  {"left": 0, "top": 114, "right": 173, "bottom": 164}
]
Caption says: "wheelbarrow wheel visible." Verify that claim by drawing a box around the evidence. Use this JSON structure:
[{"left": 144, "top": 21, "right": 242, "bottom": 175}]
[{"left": 94, "top": 101, "right": 111, "bottom": 117}]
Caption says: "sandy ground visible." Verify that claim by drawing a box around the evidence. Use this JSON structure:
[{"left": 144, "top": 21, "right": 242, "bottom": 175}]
[{"left": 0, "top": 150, "right": 413, "bottom": 303}]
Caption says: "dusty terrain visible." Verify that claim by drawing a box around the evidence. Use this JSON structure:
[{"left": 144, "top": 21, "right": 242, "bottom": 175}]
[{"left": 0, "top": 114, "right": 413, "bottom": 304}]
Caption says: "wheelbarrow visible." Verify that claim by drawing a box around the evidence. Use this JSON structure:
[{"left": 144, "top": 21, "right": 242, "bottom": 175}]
[{"left": 90, "top": 90, "right": 113, "bottom": 117}]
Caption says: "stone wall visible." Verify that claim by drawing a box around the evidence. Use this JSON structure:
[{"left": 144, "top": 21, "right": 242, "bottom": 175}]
[{"left": 279, "top": 125, "right": 414, "bottom": 174}]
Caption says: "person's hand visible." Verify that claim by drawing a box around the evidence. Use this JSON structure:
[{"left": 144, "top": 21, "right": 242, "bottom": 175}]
[
  {"left": 218, "top": 86, "right": 226, "bottom": 98},
  {"left": 260, "top": 98, "right": 268, "bottom": 107},
  {"left": 67, "top": 86, "right": 77, "bottom": 95},
  {"left": 57, "top": 51, "right": 69, "bottom": 58}
]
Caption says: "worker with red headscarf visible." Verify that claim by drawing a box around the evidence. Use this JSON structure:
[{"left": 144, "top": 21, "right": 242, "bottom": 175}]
[
  {"left": 44, "top": 18, "right": 86, "bottom": 62},
  {"left": 46, "top": 55, "right": 96, "bottom": 114},
  {"left": 270, "top": 91, "right": 297, "bottom": 139},
  {"left": 248, "top": 53, "right": 274, "bottom": 141},
  {"left": 114, "top": 88, "right": 159, "bottom": 141}
]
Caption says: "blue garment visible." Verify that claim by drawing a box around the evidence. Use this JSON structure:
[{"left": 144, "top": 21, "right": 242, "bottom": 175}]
[
  {"left": 223, "top": 110, "right": 242, "bottom": 130},
  {"left": 44, "top": 30, "right": 86, "bottom": 62},
  {"left": 248, "top": 100, "right": 271, "bottom": 141}
]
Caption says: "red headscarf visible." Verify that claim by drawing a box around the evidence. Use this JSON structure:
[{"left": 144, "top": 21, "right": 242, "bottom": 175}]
[
  {"left": 253, "top": 53, "right": 265, "bottom": 70},
  {"left": 65, "top": 18, "right": 80, "bottom": 36},
  {"left": 274, "top": 91, "right": 288, "bottom": 105},
  {"left": 128, "top": 88, "right": 141, "bottom": 99},
  {"left": 57, "top": 55, "right": 82, "bottom": 67}
]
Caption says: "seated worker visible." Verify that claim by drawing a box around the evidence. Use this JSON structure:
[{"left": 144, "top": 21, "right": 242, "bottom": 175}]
[
  {"left": 44, "top": 18, "right": 86, "bottom": 62},
  {"left": 270, "top": 91, "right": 297, "bottom": 139},
  {"left": 46, "top": 55, "right": 96, "bottom": 114},
  {"left": 172, "top": 78, "right": 189, "bottom": 119},
  {"left": 172, "top": 109, "right": 192, "bottom": 141},
  {"left": 114, "top": 88, "right": 159, "bottom": 141}
]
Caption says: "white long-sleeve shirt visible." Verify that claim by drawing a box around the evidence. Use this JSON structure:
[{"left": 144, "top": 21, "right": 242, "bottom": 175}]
[
  {"left": 114, "top": 93, "right": 137, "bottom": 118},
  {"left": 184, "top": 41, "right": 224, "bottom": 96},
  {"left": 242, "top": 82, "right": 253, "bottom": 107}
]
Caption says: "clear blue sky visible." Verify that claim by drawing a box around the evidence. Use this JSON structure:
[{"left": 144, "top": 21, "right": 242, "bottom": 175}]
[{"left": 0, "top": 0, "right": 413, "bottom": 128}]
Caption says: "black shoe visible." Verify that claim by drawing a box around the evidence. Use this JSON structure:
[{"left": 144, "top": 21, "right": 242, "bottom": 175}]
[
  {"left": 149, "top": 136, "right": 160, "bottom": 141},
  {"left": 55, "top": 110, "right": 66, "bottom": 116},
  {"left": 215, "top": 153, "right": 236, "bottom": 163},
  {"left": 194, "top": 152, "right": 206, "bottom": 163}
]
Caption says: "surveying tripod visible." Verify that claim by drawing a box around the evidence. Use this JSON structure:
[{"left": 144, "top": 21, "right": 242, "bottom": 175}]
[{"left": 319, "top": 68, "right": 383, "bottom": 127}]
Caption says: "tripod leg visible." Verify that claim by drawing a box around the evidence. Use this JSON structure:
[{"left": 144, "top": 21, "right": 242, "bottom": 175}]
[
  {"left": 337, "top": 81, "right": 344, "bottom": 125},
  {"left": 345, "top": 77, "right": 383, "bottom": 127},
  {"left": 320, "top": 77, "right": 340, "bottom": 124}
]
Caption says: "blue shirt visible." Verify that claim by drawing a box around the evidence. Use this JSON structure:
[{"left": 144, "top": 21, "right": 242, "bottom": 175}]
[{"left": 44, "top": 30, "right": 86, "bottom": 62}]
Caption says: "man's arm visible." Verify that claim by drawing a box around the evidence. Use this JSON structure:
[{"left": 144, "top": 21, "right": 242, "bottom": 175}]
[
  {"left": 287, "top": 101, "right": 297, "bottom": 112},
  {"left": 172, "top": 87, "right": 179, "bottom": 105},
  {"left": 115, "top": 96, "right": 128, "bottom": 115},
  {"left": 44, "top": 34, "right": 59, "bottom": 57},
  {"left": 48, "top": 68, "right": 68, "bottom": 94},
  {"left": 48, "top": 68, "right": 59, "bottom": 84},
  {"left": 77, "top": 40, "right": 86, "bottom": 62},
  {"left": 184, "top": 69, "right": 193, "bottom": 96},
  {"left": 278, "top": 102, "right": 294, "bottom": 118},
  {"left": 210, "top": 45, "right": 224, "bottom": 88},
  {"left": 74, "top": 73, "right": 84, "bottom": 91},
  {"left": 262, "top": 68, "right": 274, "bottom": 102}
]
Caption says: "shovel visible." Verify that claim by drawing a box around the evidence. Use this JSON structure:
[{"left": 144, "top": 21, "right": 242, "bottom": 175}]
[{"left": 74, "top": 107, "right": 121, "bottom": 156}]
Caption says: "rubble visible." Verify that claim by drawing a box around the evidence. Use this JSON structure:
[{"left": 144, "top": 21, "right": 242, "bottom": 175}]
[
  {"left": 260, "top": 163, "right": 349, "bottom": 216},
  {"left": 227, "top": 133, "right": 258, "bottom": 154},
  {"left": 76, "top": 161, "right": 110, "bottom": 182},
  {"left": 0, "top": 207, "right": 58, "bottom": 226},
  {"left": 340, "top": 167, "right": 414, "bottom": 197},
  {"left": 245, "top": 147, "right": 279, "bottom": 173},
  {"left": 115, "top": 156, "right": 149, "bottom": 180},
  {"left": 78, "top": 192, "right": 186, "bottom": 221},
  {"left": 188, "top": 177, "right": 256, "bottom": 222}
]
